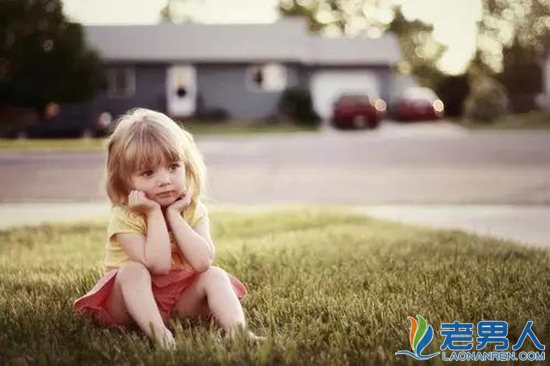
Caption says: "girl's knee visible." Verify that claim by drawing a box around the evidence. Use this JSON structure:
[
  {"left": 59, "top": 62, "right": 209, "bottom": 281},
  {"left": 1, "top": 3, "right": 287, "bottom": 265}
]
[{"left": 117, "top": 261, "right": 151, "bottom": 285}]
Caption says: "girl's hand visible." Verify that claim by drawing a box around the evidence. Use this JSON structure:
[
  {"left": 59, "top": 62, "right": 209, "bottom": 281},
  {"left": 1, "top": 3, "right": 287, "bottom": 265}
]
[
  {"left": 166, "top": 191, "right": 192, "bottom": 215},
  {"left": 127, "top": 190, "right": 160, "bottom": 216}
]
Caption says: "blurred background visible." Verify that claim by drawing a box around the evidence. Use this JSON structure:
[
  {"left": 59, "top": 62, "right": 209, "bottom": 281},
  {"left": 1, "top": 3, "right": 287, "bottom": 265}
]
[
  {"left": 1, "top": 0, "right": 549, "bottom": 135},
  {"left": 1, "top": 0, "right": 550, "bottom": 246}
]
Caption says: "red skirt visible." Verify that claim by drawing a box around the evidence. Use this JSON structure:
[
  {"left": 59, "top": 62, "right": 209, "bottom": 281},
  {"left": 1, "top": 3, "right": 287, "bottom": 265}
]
[{"left": 73, "top": 267, "right": 247, "bottom": 328}]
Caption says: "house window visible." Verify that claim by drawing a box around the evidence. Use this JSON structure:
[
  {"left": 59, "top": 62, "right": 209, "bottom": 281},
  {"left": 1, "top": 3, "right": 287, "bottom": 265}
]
[
  {"left": 106, "top": 67, "right": 135, "bottom": 98},
  {"left": 247, "top": 63, "right": 287, "bottom": 92}
]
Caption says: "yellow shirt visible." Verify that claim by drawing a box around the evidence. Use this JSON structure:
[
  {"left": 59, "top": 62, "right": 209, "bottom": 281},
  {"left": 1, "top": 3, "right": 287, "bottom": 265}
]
[{"left": 103, "top": 201, "right": 208, "bottom": 274}]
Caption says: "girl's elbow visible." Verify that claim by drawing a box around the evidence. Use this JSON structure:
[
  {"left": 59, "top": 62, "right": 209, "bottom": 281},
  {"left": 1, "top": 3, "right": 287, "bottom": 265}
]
[{"left": 192, "top": 257, "right": 213, "bottom": 273}]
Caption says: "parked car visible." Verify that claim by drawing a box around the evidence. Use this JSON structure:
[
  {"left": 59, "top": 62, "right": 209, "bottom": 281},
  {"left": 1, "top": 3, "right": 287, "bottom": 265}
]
[
  {"left": 0, "top": 103, "right": 114, "bottom": 139},
  {"left": 24, "top": 103, "right": 113, "bottom": 138},
  {"left": 392, "top": 87, "right": 444, "bottom": 121},
  {"left": 331, "top": 94, "right": 386, "bottom": 130}
]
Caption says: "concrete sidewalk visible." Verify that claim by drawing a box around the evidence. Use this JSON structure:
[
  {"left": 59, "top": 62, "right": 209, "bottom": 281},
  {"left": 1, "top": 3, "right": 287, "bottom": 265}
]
[
  {"left": 354, "top": 205, "right": 550, "bottom": 249},
  {"left": 0, "top": 202, "right": 548, "bottom": 249}
]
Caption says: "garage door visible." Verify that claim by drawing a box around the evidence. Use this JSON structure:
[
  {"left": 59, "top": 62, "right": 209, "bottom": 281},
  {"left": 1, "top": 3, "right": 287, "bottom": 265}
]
[{"left": 310, "top": 70, "right": 380, "bottom": 119}]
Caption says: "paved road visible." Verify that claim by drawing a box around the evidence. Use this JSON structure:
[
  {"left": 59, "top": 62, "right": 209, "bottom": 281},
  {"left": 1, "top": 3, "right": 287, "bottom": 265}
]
[{"left": 1, "top": 122, "right": 550, "bottom": 205}]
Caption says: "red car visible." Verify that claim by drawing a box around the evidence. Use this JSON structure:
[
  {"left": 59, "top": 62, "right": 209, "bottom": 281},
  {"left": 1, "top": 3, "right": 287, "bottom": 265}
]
[
  {"left": 331, "top": 94, "right": 386, "bottom": 130},
  {"left": 393, "top": 87, "right": 444, "bottom": 121}
]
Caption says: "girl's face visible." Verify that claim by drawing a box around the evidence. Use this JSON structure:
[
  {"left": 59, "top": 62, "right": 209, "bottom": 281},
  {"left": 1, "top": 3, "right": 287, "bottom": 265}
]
[{"left": 129, "top": 159, "right": 188, "bottom": 207}]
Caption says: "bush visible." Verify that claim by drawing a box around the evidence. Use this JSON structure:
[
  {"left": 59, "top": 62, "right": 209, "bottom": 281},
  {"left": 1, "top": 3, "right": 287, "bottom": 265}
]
[
  {"left": 464, "top": 76, "right": 508, "bottom": 123},
  {"left": 278, "top": 88, "right": 321, "bottom": 127},
  {"left": 193, "top": 107, "right": 229, "bottom": 122}
]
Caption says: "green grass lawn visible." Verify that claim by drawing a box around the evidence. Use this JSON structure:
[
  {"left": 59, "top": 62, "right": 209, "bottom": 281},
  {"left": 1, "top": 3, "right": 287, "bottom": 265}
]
[
  {"left": 453, "top": 111, "right": 550, "bottom": 130},
  {"left": 0, "top": 121, "right": 318, "bottom": 151},
  {"left": 182, "top": 120, "right": 319, "bottom": 136},
  {"left": 0, "top": 209, "right": 548, "bottom": 365}
]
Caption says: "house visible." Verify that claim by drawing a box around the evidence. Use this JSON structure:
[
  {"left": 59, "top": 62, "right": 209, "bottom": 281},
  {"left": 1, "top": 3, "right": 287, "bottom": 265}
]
[{"left": 83, "top": 17, "right": 403, "bottom": 121}]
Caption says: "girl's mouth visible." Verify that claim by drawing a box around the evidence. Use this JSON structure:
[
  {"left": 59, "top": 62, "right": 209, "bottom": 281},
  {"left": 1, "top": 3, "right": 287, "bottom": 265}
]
[{"left": 156, "top": 190, "right": 176, "bottom": 198}]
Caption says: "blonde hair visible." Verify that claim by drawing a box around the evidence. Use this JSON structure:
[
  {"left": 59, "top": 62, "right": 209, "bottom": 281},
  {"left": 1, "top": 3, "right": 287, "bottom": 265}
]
[{"left": 105, "top": 108, "right": 206, "bottom": 207}]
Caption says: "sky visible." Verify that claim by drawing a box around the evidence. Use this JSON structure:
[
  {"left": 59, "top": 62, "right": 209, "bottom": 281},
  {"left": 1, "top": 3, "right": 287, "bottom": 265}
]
[{"left": 62, "top": 0, "right": 482, "bottom": 75}]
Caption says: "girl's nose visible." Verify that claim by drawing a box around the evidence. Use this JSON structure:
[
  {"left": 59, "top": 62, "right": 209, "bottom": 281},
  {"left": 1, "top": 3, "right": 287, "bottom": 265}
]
[{"left": 157, "top": 170, "right": 171, "bottom": 185}]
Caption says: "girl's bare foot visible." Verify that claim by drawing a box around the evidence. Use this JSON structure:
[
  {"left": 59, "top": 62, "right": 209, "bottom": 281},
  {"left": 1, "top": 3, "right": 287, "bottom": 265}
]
[
  {"left": 154, "top": 327, "right": 176, "bottom": 350},
  {"left": 245, "top": 331, "right": 266, "bottom": 343},
  {"left": 226, "top": 326, "right": 266, "bottom": 343}
]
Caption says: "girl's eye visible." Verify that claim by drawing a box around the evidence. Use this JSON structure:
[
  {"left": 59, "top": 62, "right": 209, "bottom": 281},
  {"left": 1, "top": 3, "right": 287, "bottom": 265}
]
[
  {"left": 142, "top": 170, "right": 154, "bottom": 177},
  {"left": 169, "top": 163, "right": 180, "bottom": 171}
]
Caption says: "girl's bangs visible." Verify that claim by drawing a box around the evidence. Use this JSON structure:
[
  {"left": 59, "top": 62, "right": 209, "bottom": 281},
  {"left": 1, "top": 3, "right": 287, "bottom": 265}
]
[{"left": 123, "top": 128, "right": 182, "bottom": 173}]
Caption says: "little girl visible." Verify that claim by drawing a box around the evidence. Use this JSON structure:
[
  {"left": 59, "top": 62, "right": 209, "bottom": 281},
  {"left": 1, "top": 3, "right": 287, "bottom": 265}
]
[{"left": 74, "top": 108, "right": 260, "bottom": 348}]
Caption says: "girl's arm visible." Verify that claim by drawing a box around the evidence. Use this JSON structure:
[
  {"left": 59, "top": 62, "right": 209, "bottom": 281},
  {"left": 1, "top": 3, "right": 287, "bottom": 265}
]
[
  {"left": 117, "top": 191, "right": 172, "bottom": 275},
  {"left": 165, "top": 204, "right": 214, "bottom": 272}
]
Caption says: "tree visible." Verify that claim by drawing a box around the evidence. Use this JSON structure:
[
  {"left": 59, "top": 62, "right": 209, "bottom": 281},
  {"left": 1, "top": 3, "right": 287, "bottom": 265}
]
[
  {"left": 477, "top": 0, "right": 550, "bottom": 72},
  {"left": 387, "top": 8, "right": 446, "bottom": 89},
  {"left": 473, "top": 0, "right": 550, "bottom": 112},
  {"left": 0, "top": 0, "right": 103, "bottom": 117},
  {"left": 277, "top": 0, "right": 447, "bottom": 88},
  {"left": 498, "top": 36, "right": 543, "bottom": 112},
  {"left": 160, "top": 0, "right": 204, "bottom": 23}
]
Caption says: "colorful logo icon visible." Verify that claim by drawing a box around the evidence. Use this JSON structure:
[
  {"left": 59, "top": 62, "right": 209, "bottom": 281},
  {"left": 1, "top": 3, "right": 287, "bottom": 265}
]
[{"left": 395, "top": 315, "right": 441, "bottom": 360}]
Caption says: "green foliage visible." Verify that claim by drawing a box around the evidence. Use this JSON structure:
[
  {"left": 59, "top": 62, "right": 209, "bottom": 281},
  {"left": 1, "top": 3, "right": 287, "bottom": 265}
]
[
  {"left": 0, "top": 209, "right": 549, "bottom": 365},
  {"left": 278, "top": 2, "right": 446, "bottom": 88},
  {"left": 279, "top": 0, "right": 396, "bottom": 35},
  {"left": 160, "top": 0, "right": 202, "bottom": 23},
  {"left": 0, "top": 0, "right": 104, "bottom": 114},
  {"left": 478, "top": 0, "right": 550, "bottom": 71},
  {"left": 464, "top": 76, "right": 509, "bottom": 123},
  {"left": 278, "top": 87, "right": 321, "bottom": 127},
  {"left": 499, "top": 38, "right": 543, "bottom": 95},
  {"left": 387, "top": 8, "right": 446, "bottom": 88},
  {"left": 497, "top": 37, "right": 543, "bottom": 113}
]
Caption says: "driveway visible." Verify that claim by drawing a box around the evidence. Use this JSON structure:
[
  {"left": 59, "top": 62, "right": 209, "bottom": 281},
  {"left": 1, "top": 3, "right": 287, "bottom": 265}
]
[{"left": 355, "top": 204, "right": 550, "bottom": 249}]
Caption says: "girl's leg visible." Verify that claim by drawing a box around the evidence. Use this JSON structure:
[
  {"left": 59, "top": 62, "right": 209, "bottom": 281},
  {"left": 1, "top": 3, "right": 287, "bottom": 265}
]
[
  {"left": 105, "top": 261, "right": 175, "bottom": 348},
  {"left": 172, "top": 274, "right": 210, "bottom": 319},
  {"left": 174, "top": 266, "right": 246, "bottom": 336}
]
